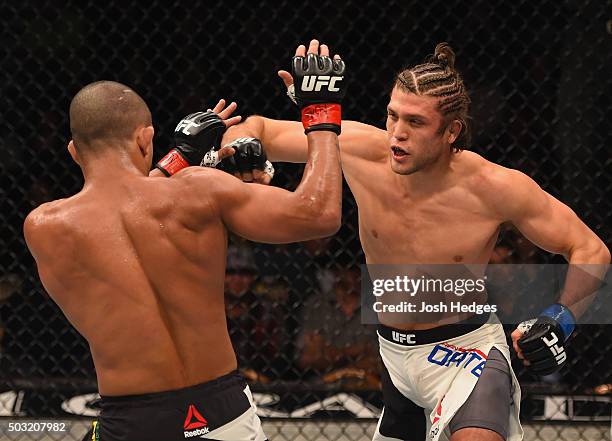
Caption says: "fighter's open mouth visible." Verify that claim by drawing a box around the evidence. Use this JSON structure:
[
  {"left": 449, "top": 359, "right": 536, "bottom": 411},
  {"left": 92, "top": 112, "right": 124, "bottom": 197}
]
[{"left": 391, "top": 146, "right": 408, "bottom": 157}]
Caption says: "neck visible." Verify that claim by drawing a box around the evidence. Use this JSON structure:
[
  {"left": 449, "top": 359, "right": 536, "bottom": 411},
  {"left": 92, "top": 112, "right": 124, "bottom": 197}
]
[
  {"left": 80, "top": 150, "right": 145, "bottom": 187},
  {"left": 398, "top": 151, "right": 454, "bottom": 195}
]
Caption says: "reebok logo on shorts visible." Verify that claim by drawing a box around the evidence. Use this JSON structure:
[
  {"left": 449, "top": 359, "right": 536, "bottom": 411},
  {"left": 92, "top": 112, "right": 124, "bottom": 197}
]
[
  {"left": 183, "top": 404, "right": 209, "bottom": 438},
  {"left": 432, "top": 399, "right": 443, "bottom": 425}
]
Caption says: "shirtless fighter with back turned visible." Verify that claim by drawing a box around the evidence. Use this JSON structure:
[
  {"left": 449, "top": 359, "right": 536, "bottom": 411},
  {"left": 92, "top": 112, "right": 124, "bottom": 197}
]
[
  {"left": 23, "top": 41, "right": 346, "bottom": 441},
  {"left": 223, "top": 40, "right": 610, "bottom": 441}
]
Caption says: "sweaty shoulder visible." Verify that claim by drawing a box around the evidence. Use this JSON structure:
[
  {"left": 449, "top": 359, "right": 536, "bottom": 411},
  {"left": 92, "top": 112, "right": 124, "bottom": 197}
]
[
  {"left": 170, "top": 166, "right": 236, "bottom": 213},
  {"left": 461, "top": 151, "right": 539, "bottom": 221},
  {"left": 24, "top": 199, "right": 74, "bottom": 260},
  {"left": 172, "top": 165, "right": 229, "bottom": 192},
  {"left": 340, "top": 120, "right": 388, "bottom": 161}
]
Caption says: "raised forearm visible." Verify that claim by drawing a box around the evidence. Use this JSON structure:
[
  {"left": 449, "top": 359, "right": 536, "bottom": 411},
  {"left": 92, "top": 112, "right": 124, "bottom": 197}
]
[
  {"left": 223, "top": 116, "right": 308, "bottom": 163},
  {"left": 215, "top": 40, "right": 345, "bottom": 243},
  {"left": 290, "top": 131, "right": 342, "bottom": 235}
]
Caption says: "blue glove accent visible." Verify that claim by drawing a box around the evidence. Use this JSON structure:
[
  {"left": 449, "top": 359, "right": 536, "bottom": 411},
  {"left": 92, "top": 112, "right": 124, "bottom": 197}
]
[{"left": 541, "top": 303, "right": 576, "bottom": 340}]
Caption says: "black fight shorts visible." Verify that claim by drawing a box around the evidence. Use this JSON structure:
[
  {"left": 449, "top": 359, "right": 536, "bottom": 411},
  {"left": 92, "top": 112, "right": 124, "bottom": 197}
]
[{"left": 81, "top": 370, "right": 267, "bottom": 441}]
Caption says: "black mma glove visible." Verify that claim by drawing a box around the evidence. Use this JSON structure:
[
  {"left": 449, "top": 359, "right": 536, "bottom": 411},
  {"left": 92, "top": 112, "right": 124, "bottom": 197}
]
[
  {"left": 517, "top": 303, "right": 576, "bottom": 375},
  {"left": 156, "top": 111, "right": 226, "bottom": 176},
  {"left": 290, "top": 53, "right": 346, "bottom": 134},
  {"left": 202, "top": 137, "right": 275, "bottom": 181}
]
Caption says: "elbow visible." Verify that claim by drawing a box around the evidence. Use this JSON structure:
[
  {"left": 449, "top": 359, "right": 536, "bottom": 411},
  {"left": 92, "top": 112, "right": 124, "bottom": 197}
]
[
  {"left": 298, "top": 197, "right": 341, "bottom": 238},
  {"left": 571, "top": 238, "right": 611, "bottom": 264},
  {"left": 317, "top": 209, "right": 342, "bottom": 236},
  {"left": 599, "top": 242, "right": 611, "bottom": 264},
  {"left": 590, "top": 238, "right": 611, "bottom": 264},
  {"left": 305, "top": 208, "right": 340, "bottom": 238}
]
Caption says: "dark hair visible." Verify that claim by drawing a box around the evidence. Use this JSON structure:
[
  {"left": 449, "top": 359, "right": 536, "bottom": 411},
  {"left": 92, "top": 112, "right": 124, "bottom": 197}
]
[
  {"left": 69, "top": 80, "right": 152, "bottom": 153},
  {"left": 394, "top": 43, "right": 471, "bottom": 151}
]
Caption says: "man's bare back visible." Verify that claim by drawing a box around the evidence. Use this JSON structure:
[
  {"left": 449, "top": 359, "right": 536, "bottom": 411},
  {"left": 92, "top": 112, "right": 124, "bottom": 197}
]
[{"left": 26, "top": 173, "right": 236, "bottom": 395}]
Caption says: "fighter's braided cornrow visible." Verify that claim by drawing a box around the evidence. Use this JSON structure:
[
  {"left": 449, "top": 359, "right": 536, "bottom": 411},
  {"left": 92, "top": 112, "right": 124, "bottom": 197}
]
[{"left": 395, "top": 43, "right": 471, "bottom": 151}]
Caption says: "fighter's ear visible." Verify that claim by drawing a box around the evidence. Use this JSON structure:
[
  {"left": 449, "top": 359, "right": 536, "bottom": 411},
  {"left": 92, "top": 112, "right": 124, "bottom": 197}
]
[
  {"left": 67, "top": 140, "right": 81, "bottom": 166},
  {"left": 136, "top": 125, "right": 154, "bottom": 159},
  {"left": 447, "top": 119, "right": 462, "bottom": 145}
]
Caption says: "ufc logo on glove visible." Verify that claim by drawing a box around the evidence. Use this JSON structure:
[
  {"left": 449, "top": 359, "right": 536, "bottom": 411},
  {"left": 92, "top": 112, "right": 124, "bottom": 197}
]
[
  {"left": 542, "top": 333, "right": 567, "bottom": 365},
  {"left": 175, "top": 119, "right": 200, "bottom": 136},
  {"left": 174, "top": 112, "right": 218, "bottom": 136},
  {"left": 301, "top": 75, "right": 344, "bottom": 92}
]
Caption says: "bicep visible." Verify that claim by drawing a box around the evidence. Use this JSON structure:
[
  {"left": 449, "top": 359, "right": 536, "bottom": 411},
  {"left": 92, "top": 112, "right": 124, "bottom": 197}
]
[
  {"left": 508, "top": 177, "right": 588, "bottom": 258},
  {"left": 203, "top": 170, "right": 330, "bottom": 243}
]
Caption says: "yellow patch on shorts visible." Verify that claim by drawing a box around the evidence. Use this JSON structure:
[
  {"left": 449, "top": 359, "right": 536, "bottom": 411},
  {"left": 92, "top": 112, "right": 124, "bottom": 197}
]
[{"left": 91, "top": 421, "right": 100, "bottom": 441}]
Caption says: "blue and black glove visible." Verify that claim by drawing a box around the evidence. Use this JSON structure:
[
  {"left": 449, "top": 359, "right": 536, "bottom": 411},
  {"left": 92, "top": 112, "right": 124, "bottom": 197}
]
[{"left": 517, "top": 303, "right": 576, "bottom": 375}]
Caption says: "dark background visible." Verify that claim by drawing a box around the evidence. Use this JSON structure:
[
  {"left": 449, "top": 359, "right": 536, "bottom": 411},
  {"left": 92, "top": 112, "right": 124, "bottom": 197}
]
[{"left": 0, "top": 0, "right": 610, "bottom": 427}]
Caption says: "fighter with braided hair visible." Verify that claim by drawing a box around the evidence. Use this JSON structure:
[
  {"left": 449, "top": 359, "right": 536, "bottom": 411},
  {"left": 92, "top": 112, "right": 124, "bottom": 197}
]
[{"left": 222, "top": 40, "right": 610, "bottom": 441}]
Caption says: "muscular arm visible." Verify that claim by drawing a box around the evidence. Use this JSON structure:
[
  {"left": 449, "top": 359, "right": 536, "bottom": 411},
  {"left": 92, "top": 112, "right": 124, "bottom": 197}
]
[
  {"left": 180, "top": 130, "right": 342, "bottom": 243},
  {"left": 493, "top": 168, "right": 610, "bottom": 317},
  {"left": 222, "top": 116, "right": 387, "bottom": 163}
]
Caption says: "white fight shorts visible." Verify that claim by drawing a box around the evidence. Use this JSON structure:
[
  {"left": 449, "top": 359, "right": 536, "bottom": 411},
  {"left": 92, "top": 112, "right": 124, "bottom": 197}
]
[{"left": 373, "top": 313, "right": 522, "bottom": 441}]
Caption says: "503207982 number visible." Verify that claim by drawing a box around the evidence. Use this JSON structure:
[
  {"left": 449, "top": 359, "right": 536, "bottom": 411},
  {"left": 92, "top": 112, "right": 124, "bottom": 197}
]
[{"left": 6, "top": 421, "right": 68, "bottom": 432}]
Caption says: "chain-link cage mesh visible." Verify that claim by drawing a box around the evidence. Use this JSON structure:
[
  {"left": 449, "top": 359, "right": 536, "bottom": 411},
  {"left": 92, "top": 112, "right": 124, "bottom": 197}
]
[{"left": 1, "top": 0, "right": 611, "bottom": 440}]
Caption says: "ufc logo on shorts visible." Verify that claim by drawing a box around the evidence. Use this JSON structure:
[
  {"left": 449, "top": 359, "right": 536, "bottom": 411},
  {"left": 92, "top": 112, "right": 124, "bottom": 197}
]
[
  {"left": 301, "top": 75, "right": 344, "bottom": 92},
  {"left": 542, "top": 333, "right": 567, "bottom": 365},
  {"left": 391, "top": 331, "right": 416, "bottom": 344}
]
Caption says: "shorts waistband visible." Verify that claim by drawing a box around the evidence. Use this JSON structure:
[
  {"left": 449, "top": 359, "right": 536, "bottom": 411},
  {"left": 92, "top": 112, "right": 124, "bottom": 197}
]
[
  {"left": 377, "top": 312, "right": 490, "bottom": 346},
  {"left": 100, "top": 370, "right": 244, "bottom": 404}
]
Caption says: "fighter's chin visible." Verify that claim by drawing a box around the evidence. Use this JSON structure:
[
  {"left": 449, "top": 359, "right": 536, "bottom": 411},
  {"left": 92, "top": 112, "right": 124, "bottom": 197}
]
[{"left": 390, "top": 159, "right": 419, "bottom": 175}]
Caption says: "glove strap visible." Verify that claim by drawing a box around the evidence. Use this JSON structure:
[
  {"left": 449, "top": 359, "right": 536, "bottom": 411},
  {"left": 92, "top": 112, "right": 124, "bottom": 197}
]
[
  {"left": 155, "top": 149, "right": 190, "bottom": 177},
  {"left": 541, "top": 303, "right": 576, "bottom": 340},
  {"left": 301, "top": 104, "right": 341, "bottom": 135},
  {"left": 200, "top": 148, "right": 221, "bottom": 168}
]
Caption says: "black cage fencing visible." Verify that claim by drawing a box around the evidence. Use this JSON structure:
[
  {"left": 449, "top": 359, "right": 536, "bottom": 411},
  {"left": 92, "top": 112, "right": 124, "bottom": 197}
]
[{"left": 1, "top": 0, "right": 611, "bottom": 440}]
